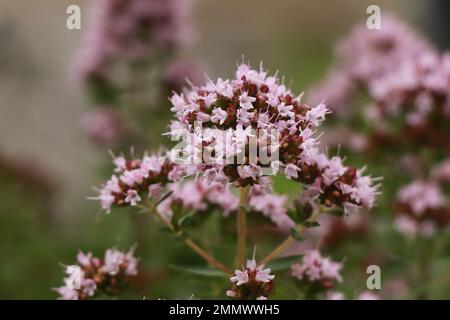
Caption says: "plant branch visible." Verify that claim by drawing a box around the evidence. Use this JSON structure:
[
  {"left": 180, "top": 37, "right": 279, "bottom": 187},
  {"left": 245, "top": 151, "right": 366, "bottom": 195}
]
[
  {"left": 143, "top": 201, "right": 232, "bottom": 274},
  {"left": 261, "top": 209, "right": 322, "bottom": 265}
]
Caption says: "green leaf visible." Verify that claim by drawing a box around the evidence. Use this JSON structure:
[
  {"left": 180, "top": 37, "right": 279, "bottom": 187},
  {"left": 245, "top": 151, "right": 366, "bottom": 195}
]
[
  {"left": 177, "top": 213, "right": 194, "bottom": 228},
  {"left": 267, "top": 254, "right": 303, "bottom": 272},
  {"left": 158, "top": 226, "right": 173, "bottom": 234},
  {"left": 286, "top": 209, "right": 300, "bottom": 223},
  {"left": 169, "top": 265, "right": 228, "bottom": 278},
  {"left": 303, "top": 221, "right": 320, "bottom": 228},
  {"left": 290, "top": 228, "right": 305, "bottom": 241}
]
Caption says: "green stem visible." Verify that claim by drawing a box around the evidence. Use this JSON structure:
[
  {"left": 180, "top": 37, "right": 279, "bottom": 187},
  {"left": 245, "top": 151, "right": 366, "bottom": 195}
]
[
  {"left": 261, "top": 209, "right": 322, "bottom": 265},
  {"left": 416, "top": 239, "right": 432, "bottom": 300},
  {"left": 236, "top": 186, "right": 251, "bottom": 267},
  {"left": 143, "top": 201, "right": 232, "bottom": 274}
]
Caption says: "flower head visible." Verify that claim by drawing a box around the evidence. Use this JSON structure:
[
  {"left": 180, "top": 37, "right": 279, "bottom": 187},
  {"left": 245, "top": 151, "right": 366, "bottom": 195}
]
[
  {"left": 164, "top": 63, "right": 378, "bottom": 214},
  {"left": 93, "top": 153, "right": 184, "bottom": 212},
  {"left": 167, "top": 62, "right": 329, "bottom": 187},
  {"left": 227, "top": 259, "right": 275, "bottom": 300},
  {"left": 55, "top": 247, "right": 138, "bottom": 300},
  {"left": 394, "top": 180, "right": 450, "bottom": 238},
  {"left": 73, "top": 0, "right": 192, "bottom": 84},
  {"left": 291, "top": 250, "right": 342, "bottom": 290}
]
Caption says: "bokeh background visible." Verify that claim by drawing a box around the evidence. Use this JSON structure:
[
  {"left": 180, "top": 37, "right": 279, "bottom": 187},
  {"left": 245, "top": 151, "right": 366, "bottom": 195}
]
[{"left": 0, "top": 0, "right": 449, "bottom": 299}]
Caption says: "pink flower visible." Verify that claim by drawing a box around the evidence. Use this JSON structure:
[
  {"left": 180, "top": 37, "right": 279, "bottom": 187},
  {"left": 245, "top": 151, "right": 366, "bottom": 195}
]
[
  {"left": 99, "top": 247, "right": 139, "bottom": 277},
  {"left": 76, "top": 251, "right": 99, "bottom": 268},
  {"left": 81, "top": 279, "right": 97, "bottom": 297},
  {"left": 237, "top": 164, "right": 262, "bottom": 180},
  {"left": 102, "top": 249, "right": 126, "bottom": 276},
  {"left": 277, "top": 102, "right": 294, "bottom": 118},
  {"left": 291, "top": 250, "right": 343, "bottom": 289},
  {"left": 230, "top": 270, "right": 249, "bottom": 286},
  {"left": 98, "top": 189, "right": 116, "bottom": 213},
  {"left": 121, "top": 169, "right": 145, "bottom": 187},
  {"left": 168, "top": 165, "right": 184, "bottom": 181},
  {"left": 148, "top": 184, "right": 163, "bottom": 198},
  {"left": 306, "top": 103, "right": 329, "bottom": 127},
  {"left": 239, "top": 92, "right": 256, "bottom": 110},
  {"left": 124, "top": 189, "right": 141, "bottom": 206},
  {"left": 211, "top": 108, "right": 228, "bottom": 125},
  {"left": 55, "top": 286, "right": 79, "bottom": 300},
  {"left": 284, "top": 163, "right": 300, "bottom": 179},
  {"left": 254, "top": 266, "right": 275, "bottom": 283},
  {"left": 226, "top": 290, "right": 236, "bottom": 298},
  {"left": 322, "top": 156, "right": 346, "bottom": 186}
]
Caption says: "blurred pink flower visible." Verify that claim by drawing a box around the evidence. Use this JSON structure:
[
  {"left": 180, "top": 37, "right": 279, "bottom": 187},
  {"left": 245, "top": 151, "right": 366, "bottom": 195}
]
[
  {"left": 56, "top": 247, "right": 138, "bottom": 300},
  {"left": 81, "top": 109, "right": 125, "bottom": 146},
  {"left": 73, "top": 0, "right": 192, "bottom": 84},
  {"left": 291, "top": 250, "right": 342, "bottom": 290}
]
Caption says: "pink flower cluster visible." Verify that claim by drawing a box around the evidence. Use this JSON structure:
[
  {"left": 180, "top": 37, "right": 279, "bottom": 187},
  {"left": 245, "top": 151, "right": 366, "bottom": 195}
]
[
  {"left": 94, "top": 153, "right": 184, "bottom": 213},
  {"left": 93, "top": 64, "right": 378, "bottom": 216},
  {"left": 167, "top": 63, "right": 378, "bottom": 212},
  {"left": 394, "top": 180, "right": 450, "bottom": 238},
  {"left": 369, "top": 52, "right": 450, "bottom": 149},
  {"left": 96, "top": 155, "right": 305, "bottom": 230},
  {"left": 336, "top": 14, "right": 432, "bottom": 84},
  {"left": 156, "top": 180, "right": 239, "bottom": 218},
  {"left": 55, "top": 247, "right": 138, "bottom": 300},
  {"left": 74, "top": 0, "right": 191, "bottom": 84},
  {"left": 227, "top": 259, "right": 275, "bottom": 300},
  {"left": 167, "top": 63, "right": 330, "bottom": 186},
  {"left": 310, "top": 14, "right": 450, "bottom": 152},
  {"left": 309, "top": 14, "right": 433, "bottom": 113},
  {"left": 291, "top": 250, "right": 342, "bottom": 290}
]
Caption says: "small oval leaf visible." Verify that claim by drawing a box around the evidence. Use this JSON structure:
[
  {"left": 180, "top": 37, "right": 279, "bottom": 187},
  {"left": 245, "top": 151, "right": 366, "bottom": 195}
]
[{"left": 169, "top": 265, "right": 229, "bottom": 277}]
